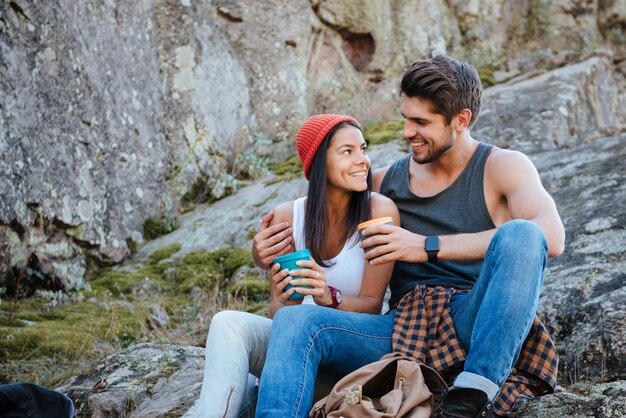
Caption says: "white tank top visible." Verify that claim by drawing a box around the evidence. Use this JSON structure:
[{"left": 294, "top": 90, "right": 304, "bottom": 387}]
[{"left": 291, "top": 197, "right": 366, "bottom": 305}]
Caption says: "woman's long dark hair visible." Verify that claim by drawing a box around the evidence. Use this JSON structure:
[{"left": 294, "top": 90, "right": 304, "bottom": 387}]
[{"left": 304, "top": 121, "right": 372, "bottom": 266}]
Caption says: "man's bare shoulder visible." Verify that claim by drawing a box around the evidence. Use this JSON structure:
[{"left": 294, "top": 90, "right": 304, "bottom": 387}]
[
  {"left": 486, "top": 146, "right": 541, "bottom": 190},
  {"left": 487, "top": 147, "right": 537, "bottom": 175},
  {"left": 270, "top": 200, "right": 295, "bottom": 226}
]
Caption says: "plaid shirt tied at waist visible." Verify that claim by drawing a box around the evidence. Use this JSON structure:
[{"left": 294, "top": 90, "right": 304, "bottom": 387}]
[{"left": 392, "top": 285, "right": 559, "bottom": 417}]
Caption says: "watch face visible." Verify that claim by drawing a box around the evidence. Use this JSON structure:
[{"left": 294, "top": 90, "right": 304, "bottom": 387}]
[
  {"left": 335, "top": 289, "right": 343, "bottom": 304},
  {"left": 425, "top": 236, "right": 440, "bottom": 252}
]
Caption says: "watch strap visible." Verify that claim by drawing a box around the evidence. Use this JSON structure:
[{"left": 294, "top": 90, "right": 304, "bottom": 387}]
[
  {"left": 425, "top": 236, "right": 440, "bottom": 263},
  {"left": 328, "top": 286, "right": 341, "bottom": 309}
]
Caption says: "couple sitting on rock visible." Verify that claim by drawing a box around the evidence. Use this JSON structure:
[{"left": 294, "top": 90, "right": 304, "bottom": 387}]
[{"left": 183, "top": 55, "right": 565, "bottom": 418}]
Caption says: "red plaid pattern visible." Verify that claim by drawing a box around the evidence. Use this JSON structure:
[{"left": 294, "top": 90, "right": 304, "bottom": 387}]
[{"left": 392, "top": 285, "right": 558, "bottom": 417}]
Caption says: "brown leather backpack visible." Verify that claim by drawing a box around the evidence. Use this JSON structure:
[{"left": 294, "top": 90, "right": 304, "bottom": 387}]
[{"left": 309, "top": 352, "right": 447, "bottom": 418}]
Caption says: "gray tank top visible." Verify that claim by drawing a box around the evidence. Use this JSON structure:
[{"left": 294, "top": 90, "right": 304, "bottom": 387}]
[{"left": 380, "top": 143, "right": 495, "bottom": 308}]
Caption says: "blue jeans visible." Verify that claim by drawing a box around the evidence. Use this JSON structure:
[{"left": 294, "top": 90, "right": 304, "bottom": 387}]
[{"left": 255, "top": 220, "right": 548, "bottom": 418}]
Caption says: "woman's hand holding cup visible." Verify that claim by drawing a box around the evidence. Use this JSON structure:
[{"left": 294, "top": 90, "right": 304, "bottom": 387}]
[
  {"left": 269, "top": 262, "right": 301, "bottom": 306},
  {"left": 288, "top": 259, "right": 333, "bottom": 307}
]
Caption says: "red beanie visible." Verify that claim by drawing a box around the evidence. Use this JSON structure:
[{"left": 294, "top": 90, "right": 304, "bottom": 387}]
[{"left": 296, "top": 114, "right": 359, "bottom": 179}]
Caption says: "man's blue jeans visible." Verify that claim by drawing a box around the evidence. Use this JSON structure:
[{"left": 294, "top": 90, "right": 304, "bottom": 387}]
[{"left": 255, "top": 220, "right": 548, "bottom": 418}]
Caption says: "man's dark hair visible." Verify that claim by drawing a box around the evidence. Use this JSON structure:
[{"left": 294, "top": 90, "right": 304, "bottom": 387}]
[
  {"left": 305, "top": 121, "right": 371, "bottom": 267},
  {"left": 400, "top": 55, "right": 482, "bottom": 128}
]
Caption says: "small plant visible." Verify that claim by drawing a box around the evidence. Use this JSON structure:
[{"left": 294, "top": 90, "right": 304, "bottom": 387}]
[{"left": 143, "top": 216, "right": 179, "bottom": 240}]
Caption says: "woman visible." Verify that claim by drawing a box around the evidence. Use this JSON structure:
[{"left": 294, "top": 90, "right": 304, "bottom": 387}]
[{"left": 183, "top": 114, "right": 400, "bottom": 418}]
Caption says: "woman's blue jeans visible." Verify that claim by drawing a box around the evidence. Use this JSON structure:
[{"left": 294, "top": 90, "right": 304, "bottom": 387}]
[{"left": 255, "top": 220, "right": 548, "bottom": 418}]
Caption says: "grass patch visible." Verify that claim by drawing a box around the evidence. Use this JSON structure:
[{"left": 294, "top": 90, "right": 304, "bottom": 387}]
[
  {"left": 230, "top": 277, "right": 270, "bottom": 302},
  {"left": 0, "top": 246, "right": 260, "bottom": 386},
  {"left": 0, "top": 297, "right": 151, "bottom": 362},
  {"left": 174, "top": 248, "right": 254, "bottom": 293},
  {"left": 363, "top": 120, "right": 404, "bottom": 145},
  {"left": 149, "top": 243, "right": 183, "bottom": 264},
  {"left": 90, "top": 266, "right": 172, "bottom": 297}
]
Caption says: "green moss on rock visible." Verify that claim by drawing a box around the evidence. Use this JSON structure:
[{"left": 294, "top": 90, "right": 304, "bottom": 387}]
[
  {"left": 0, "top": 246, "right": 257, "bottom": 383},
  {"left": 174, "top": 248, "right": 254, "bottom": 293},
  {"left": 90, "top": 266, "right": 172, "bottom": 297},
  {"left": 137, "top": 359, "right": 181, "bottom": 391},
  {"left": 477, "top": 66, "right": 496, "bottom": 87},
  {"left": 0, "top": 297, "right": 150, "bottom": 362},
  {"left": 363, "top": 120, "right": 404, "bottom": 145},
  {"left": 149, "top": 244, "right": 183, "bottom": 264},
  {"left": 266, "top": 155, "right": 303, "bottom": 185}
]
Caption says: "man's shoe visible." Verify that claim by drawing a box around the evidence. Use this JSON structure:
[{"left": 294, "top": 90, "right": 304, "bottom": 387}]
[{"left": 437, "top": 387, "right": 493, "bottom": 418}]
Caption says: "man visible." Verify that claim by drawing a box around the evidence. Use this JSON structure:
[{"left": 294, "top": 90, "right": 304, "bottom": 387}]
[{"left": 252, "top": 55, "right": 565, "bottom": 417}]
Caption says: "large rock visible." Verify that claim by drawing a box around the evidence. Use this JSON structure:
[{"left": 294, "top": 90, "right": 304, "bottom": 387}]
[
  {"left": 518, "top": 380, "right": 626, "bottom": 418},
  {"left": 447, "top": 0, "right": 529, "bottom": 52},
  {"left": 56, "top": 348, "right": 626, "bottom": 417},
  {"left": 533, "top": 133, "right": 626, "bottom": 384},
  {"left": 56, "top": 343, "right": 204, "bottom": 417},
  {"left": 475, "top": 55, "right": 625, "bottom": 155},
  {"left": 0, "top": 1, "right": 170, "bottom": 290}
]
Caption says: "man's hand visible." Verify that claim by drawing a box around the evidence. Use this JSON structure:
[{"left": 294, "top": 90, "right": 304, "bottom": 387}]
[
  {"left": 252, "top": 211, "right": 294, "bottom": 269},
  {"left": 360, "top": 224, "right": 427, "bottom": 265}
]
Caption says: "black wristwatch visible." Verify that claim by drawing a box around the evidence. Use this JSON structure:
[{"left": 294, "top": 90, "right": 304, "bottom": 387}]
[
  {"left": 328, "top": 286, "right": 343, "bottom": 309},
  {"left": 424, "top": 236, "right": 440, "bottom": 263}
]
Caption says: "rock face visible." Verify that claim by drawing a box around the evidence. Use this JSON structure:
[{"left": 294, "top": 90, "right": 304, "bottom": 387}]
[
  {"left": 56, "top": 343, "right": 204, "bottom": 418},
  {"left": 533, "top": 134, "right": 626, "bottom": 384},
  {"left": 0, "top": 1, "right": 169, "bottom": 290},
  {"left": 518, "top": 380, "right": 626, "bottom": 418},
  {"left": 475, "top": 56, "right": 625, "bottom": 154},
  {"left": 58, "top": 57, "right": 626, "bottom": 416},
  {"left": 2, "top": 0, "right": 625, "bottom": 291}
]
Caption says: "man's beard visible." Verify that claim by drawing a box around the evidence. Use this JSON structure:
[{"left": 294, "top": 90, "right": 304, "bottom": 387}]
[{"left": 411, "top": 128, "right": 454, "bottom": 164}]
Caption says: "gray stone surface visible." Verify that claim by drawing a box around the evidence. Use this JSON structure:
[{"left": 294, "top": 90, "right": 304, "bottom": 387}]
[
  {"left": 475, "top": 55, "right": 625, "bottom": 155},
  {"left": 0, "top": 1, "right": 169, "bottom": 289},
  {"left": 518, "top": 380, "right": 626, "bottom": 418},
  {"left": 533, "top": 134, "right": 626, "bottom": 384},
  {"left": 56, "top": 343, "right": 204, "bottom": 418}
]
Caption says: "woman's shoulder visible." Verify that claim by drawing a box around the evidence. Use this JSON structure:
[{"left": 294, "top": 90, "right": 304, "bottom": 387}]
[
  {"left": 270, "top": 200, "right": 296, "bottom": 226},
  {"left": 369, "top": 192, "right": 400, "bottom": 220},
  {"left": 369, "top": 192, "right": 395, "bottom": 209}
]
